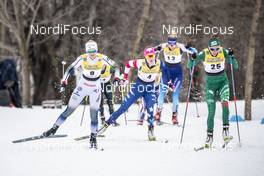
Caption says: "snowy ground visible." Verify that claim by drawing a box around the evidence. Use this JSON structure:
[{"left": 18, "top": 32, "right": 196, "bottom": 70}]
[{"left": 1, "top": 100, "right": 264, "bottom": 176}]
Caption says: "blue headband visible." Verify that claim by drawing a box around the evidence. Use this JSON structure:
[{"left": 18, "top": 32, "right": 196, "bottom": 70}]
[{"left": 168, "top": 38, "right": 177, "bottom": 45}]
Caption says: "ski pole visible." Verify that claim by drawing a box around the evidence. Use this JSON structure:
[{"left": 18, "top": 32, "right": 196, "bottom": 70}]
[
  {"left": 80, "top": 96, "right": 87, "bottom": 126},
  {"left": 190, "top": 69, "right": 200, "bottom": 118},
  {"left": 179, "top": 58, "right": 195, "bottom": 145},
  {"left": 60, "top": 60, "right": 67, "bottom": 104},
  {"left": 121, "top": 84, "right": 128, "bottom": 125},
  {"left": 62, "top": 60, "right": 66, "bottom": 77},
  {"left": 230, "top": 56, "right": 241, "bottom": 147}
]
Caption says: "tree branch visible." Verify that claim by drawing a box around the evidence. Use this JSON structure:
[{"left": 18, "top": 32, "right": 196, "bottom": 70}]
[{"left": 0, "top": 41, "right": 17, "bottom": 55}]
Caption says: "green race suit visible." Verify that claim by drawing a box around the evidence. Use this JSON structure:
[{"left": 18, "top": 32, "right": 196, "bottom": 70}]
[{"left": 188, "top": 47, "right": 238, "bottom": 132}]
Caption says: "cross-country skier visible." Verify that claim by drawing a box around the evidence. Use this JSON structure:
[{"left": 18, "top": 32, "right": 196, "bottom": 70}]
[
  {"left": 189, "top": 37, "right": 238, "bottom": 148},
  {"left": 98, "top": 47, "right": 167, "bottom": 141},
  {"left": 137, "top": 72, "right": 161, "bottom": 125},
  {"left": 42, "top": 40, "right": 110, "bottom": 149},
  {"left": 99, "top": 57, "right": 120, "bottom": 126},
  {"left": 154, "top": 34, "right": 195, "bottom": 125}
]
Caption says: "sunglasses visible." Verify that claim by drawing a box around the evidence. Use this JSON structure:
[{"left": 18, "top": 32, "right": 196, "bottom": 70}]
[
  {"left": 87, "top": 50, "right": 97, "bottom": 53},
  {"left": 209, "top": 47, "right": 220, "bottom": 51},
  {"left": 146, "top": 54, "right": 155, "bottom": 59}
]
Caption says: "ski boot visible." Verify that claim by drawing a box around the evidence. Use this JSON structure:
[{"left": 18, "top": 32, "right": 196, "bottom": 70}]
[
  {"left": 222, "top": 125, "right": 233, "bottom": 148},
  {"left": 148, "top": 125, "right": 156, "bottom": 141},
  {"left": 98, "top": 121, "right": 110, "bottom": 135},
  {"left": 101, "top": 116, "right": 106, "bottom": 125},
  {"left": 204, "top": 132, "right": 213, "bottom": 149},
  {"left": 89, "top": 133, "right": 98, "bottom": 149},
  {"left": 42, "top": 125, "right": 59, "bottom": 137},
  {"left": 222, "top": 125, "right": 230, "bottom": 141},
  {"left": 155, "top": 108, "right": 162, "bottom": 125},
  {"left": 172, "top": 112, "right": 179, "bottom": 125},
  {"left": 137, "top": 119, "right": 144, "bottom": 125}
]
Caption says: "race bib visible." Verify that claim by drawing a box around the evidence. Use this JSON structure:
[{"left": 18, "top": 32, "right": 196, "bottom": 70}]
[
  {"left": 203, "top": 48, "right": 225, "bottom": 73},
  {"left": 163, "top": 47, "right": 182, "bottom": 64}
]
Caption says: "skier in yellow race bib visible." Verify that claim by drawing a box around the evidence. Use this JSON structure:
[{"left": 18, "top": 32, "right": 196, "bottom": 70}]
[
  {"left": 154, "top": 34, "right": 195, "bottom": 125},
  {"left": 189, "top": 38, "right": 238, "bottom": 148},
  {"left": 42, "top": 40, "right": 109, "bottom": 149}
]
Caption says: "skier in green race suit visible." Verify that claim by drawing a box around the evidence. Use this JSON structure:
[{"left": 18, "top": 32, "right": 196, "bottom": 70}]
[{"left": 189, "top": 38, "right": 238, "bottom": 148}]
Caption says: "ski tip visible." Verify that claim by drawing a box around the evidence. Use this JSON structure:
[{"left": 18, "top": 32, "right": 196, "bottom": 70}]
[
  {"left": 194, "top": 146, "right": 205, "bottom": 152},
  {"left": 12, "top": 140, "right": 20, "bottom": 144},
  {"left": 12, "top": 134, "right": 68, "bottom": 144}
]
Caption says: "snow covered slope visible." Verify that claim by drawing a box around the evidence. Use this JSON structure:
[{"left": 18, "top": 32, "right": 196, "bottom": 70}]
[{"left": 0, "top": 100, "right": 263, "bottom": 176}]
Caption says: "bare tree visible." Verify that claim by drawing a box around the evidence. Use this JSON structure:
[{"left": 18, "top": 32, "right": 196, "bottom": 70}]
[
  {"left": 244, "top": 0, "right": 262, "bottom": 120},
  {"left": 131, "top": 0, "right": 151, "bottom": 57},
  {"left": 0, "top": 0, "right": 42, "bottom": 107}
]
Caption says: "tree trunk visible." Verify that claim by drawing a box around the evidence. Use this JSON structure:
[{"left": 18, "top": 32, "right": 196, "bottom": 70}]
[
  {"left": 21, "top": 47, "right": 32, "bottom": 107},
  {"left": 131, "top": 0, "right": 151, "bottom": 57},
  {"left": 0, "top": 24, "right": 3, "bottom": 56},
  {"left": 244, "top": 0, "right": 262, "bottom": 120}
]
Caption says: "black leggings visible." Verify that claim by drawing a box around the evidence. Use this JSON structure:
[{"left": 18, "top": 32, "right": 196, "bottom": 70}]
[{"left": 100, "top": 81, "right": 114, "bottom": 117}]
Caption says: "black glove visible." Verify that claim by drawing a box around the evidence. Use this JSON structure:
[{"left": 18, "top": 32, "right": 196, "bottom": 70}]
[
  {"left": 228, "top": 48, "right": 234, "bottom": 56},
  {"left": 191, "top": 52, "right": 197, "bottom": 59},
  {"left": 185, "top": 43, "right": 191, "bottom": 49},
  {"left": 168, "top": 82, "right": 174, "bottom": 89},
  {"left": 59, "top": 80, "right": 67, "bottom": 93},
  {"left": 113, "top": 77, "right": 120, "bottom": 85},
  {"left": 155, "top": 46, "right": 162, "bottom": 52}
]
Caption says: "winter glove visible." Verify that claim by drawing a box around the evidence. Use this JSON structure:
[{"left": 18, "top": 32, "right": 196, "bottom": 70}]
[
  {"left": 191, "top": 52, "right": 197, "bottom": 59},
  {"left": 168, "top": 81, "right": 174, "bottom": 90},
  {"left": 154, "top": 46, "right": 162, "bottom": 52},
  {"left": 59, "top": 80, "right": 67, "bottom": 93},
  {"left": 185, "top": 43, "right": 191, "bottom": 49},
  {"left": 227, "top": 48, "right": 235, "bottom": 64},
  {"left": 113, "top": 77, "right": 120, "bottom": 85},
  {"left": 228, "top": 48, "right": 234, "bottom": 56}
]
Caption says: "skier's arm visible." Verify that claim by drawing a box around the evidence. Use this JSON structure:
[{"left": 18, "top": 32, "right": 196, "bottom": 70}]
[
  {"left": 124, "top": 59, "right": 138, "bottom": 80},
  {"left": 187, "top": 50, "right": 204, "bottom": 69},
  {"left": 62, "top": 56, "right": 83, "bottom": 84},
  {"left": 104, "top": 57, "right": 121, "bottom": 82},
  {"left": 154, "top": 43, "right": 167, "bottom": 53},
  {"left": 177, "top": 43, "right": 194, "bottom": 54},
  {"left": 105, "top": 57, "right": 120, "bottom": 78},
  {"left": 102, "top": 55, "right": 117, "bottom": 75},
  {"left": 224, "top": 48, "right": 238, "bottom": 70}
]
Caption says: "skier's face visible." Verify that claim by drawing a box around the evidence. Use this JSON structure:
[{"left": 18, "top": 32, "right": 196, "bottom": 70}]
[
  {"left": 168, "top": 44, "right": 176, "bottom": 50},
  {"left": 87, "top": 50, "right": 97, "bottom": 59},
  {"left": 146, "top": 54, "right": 156, "bottom": 67},
  {"left": 209, "top": 46, "right": 220, "bottom": 56}
]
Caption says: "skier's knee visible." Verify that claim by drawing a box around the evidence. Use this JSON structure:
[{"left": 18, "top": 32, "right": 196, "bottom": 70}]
[
  {"left": 90, "top": 108, "right": 99, "bottom": 124},
  {"left": 61, "top": 106, "right": 75, "bottom": 118}
]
